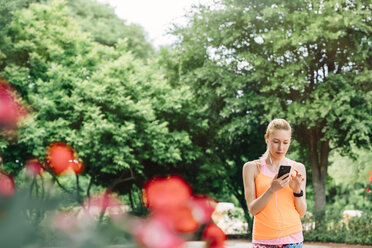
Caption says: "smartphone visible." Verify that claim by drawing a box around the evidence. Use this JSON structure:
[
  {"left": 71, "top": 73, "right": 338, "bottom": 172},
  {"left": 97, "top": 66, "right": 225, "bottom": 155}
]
[{"left": 278, "top": 165, "right": 291, "bottom": 179}]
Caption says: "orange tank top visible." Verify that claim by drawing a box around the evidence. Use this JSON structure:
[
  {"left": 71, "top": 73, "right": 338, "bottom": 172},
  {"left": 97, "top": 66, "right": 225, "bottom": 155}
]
[{"left": 253, "top": 160, "right": 302, "bottom": 240}]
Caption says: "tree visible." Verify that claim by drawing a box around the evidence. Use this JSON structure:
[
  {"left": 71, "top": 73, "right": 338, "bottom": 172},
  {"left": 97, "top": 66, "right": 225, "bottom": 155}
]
[
  {"left": 0, "top": 0, "right": 154, "bottom": 60},
  {"left": 0, "top": 0, "right": 39, "bottom": 28},
  {"left": 66, "top": 0, "right": 154, "bottom": 59},
  {"left": 170, "top": 0, "right": 372, "bottom": 223},
  {"left": 157, "top": 47, "right": 239, "bottom": 199},
  {"left": 158, "top": 41, "right": 268, "bottom": 230},
  {"left": 0, "top": 0, "right": 200, "bottom": 209}
]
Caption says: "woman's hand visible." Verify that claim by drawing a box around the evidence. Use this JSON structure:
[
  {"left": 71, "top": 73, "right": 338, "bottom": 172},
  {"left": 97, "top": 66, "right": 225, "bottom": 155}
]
[
  {"left": 269, "top": 173, "right": 290, "bottom": 193},
  {"left": 289, "top": 169, "right": 304, "bottom": 193}
]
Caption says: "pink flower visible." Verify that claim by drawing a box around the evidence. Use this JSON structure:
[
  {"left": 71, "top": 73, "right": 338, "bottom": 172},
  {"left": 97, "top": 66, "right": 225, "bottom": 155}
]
[
  {"left": 189, "top": 196, "right": 216, "bottom": 224},
  {"left": 52, "top": 211, "right": 79, "bottom": 234},
  {"left": 0, "top": 171, "right": 16, "bottom": 196},
  {"left": 25, "top": 158, "right": 44, "bottom": 177},
  {"left": 0, "top": 77, "right": 27, "bottom": 125},
  {"left": 133, "top": 214, "right": 184, "bottom": 248},
  {"left": 369, "top": 170, "right": 372, "bottom": 183},
  {"left": 83, "top": 191, "right": 126, "bottom": 220}
]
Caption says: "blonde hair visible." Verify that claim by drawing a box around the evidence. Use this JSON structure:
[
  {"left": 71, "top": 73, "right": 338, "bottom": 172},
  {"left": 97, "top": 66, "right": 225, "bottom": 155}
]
[{"left": 260, "top": 119, "right": 292, "bottom": 159}]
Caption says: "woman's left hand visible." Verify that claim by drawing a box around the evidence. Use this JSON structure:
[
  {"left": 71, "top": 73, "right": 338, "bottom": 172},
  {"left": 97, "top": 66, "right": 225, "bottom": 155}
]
[{"left": 289, "top": 169, "right": 304, "bottom": 193}]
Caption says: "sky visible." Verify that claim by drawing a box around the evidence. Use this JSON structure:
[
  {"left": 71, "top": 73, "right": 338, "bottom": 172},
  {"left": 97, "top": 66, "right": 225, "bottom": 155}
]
[{"left": 96, "top": 0, "right": 211, "bottom": 48}]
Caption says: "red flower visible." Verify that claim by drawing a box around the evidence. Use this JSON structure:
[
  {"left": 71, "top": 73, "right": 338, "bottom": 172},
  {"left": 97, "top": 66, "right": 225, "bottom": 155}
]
[
  {"left": 133, "top": 214, "right": 184, "bottom": 248},
  {"left": 144, "top": 175, "right": 192, "bottom": 211},
  {"left": 25, "top": 158, "right": 44, "bottom": 176},
  {"left": 369, "top": 170, "right": 372, "bottom": 183},
  {"left": 162, "top": 205, "right": 199, "bottom": 233},
  {"left": 0, "top": 77, "right": 27, "bottom": 125},
  {"left": 46, "top": 143, "right": 84, "bottom": 175},
  {"left": 69, "top": 158, "right": 84, "bottom": 175},
  {"left": 0, "top": 171, "right": 16, "bottom": 196},
  {"left": 202, "top": 223, "right": 226, "bottom": 248},
  {"left": 143, "top": 175, "right": 200, "bottom": 232},
  {"left": 189, "top": 196, "right": 216, "bottom": 224}
]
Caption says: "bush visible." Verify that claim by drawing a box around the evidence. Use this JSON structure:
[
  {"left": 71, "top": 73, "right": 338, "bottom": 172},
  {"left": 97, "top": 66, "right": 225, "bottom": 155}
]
[{"left": 303, "top": 209, "right": 372, "bottom": 245}]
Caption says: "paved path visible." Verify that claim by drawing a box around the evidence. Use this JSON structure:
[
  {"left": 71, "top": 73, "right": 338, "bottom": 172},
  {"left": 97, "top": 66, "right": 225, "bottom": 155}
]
[{"left": 184, "top": 240, "right": 372, "bottom": 248}]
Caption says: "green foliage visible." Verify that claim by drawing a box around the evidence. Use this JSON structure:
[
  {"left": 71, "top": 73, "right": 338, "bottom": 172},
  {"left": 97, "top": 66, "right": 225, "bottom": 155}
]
[
  {"left": 0, "top": 0, "right": 202, "bottom": 206},
  {"left": 0, "top": 1, "right": 370, "bottom": 242},
  {"left": 168, "top": 0, "right": 372, "bottom": 220},
  {"left": 0, "top": 188, "right": 133, "bottom": 248},
  {"left": 0, "top": 0, "right": 39, "bottom": 28},
  {"left": 326, "top": 147, "right": 372, "bottom": 211},
  {"left": 0, "top": 190, "right": 57, "bottom": 247},
  {"left": 172, "top": 0, "right": 372, "bottom": 151},
  {"left": 66, "top": 0, "right": 154, "bottom": 59},
  {"left": 303, "top": 209, "right": 372, "bottom": 245},
  {"left": 329, "top": 147, "right": 371, "bottom": 186}
]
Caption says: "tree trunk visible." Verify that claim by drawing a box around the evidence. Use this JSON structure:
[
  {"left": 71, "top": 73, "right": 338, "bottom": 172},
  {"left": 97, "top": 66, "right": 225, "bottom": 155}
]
[
  {"left": 231, "top": 181, "right": 253, "bottom": 234},
  {"left": 75, "top": 174, "right": 82, "bottom": 204},
  {"left": 129, "top": 185, "right": 134, "bottom": 210},
  {"left": 87, "top": 175, "right": 94, "bottom": 199},
  {"left": 236, "top": 193, "right": 253, "bottom": 234},
  {"left": 308, "top": 127, "right": 329, "bottom": 221}
]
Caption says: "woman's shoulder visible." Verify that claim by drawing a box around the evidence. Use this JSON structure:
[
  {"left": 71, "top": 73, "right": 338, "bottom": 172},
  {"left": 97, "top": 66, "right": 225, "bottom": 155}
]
[{"left": 243, "top": 160, "right": 261, "bottom": 172}]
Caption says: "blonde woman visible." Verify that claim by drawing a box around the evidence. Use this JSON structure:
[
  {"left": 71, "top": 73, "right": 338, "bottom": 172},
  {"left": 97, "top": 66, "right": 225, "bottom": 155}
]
[{"left": 243, "top": 119, "right": 307, "bottom": 248}]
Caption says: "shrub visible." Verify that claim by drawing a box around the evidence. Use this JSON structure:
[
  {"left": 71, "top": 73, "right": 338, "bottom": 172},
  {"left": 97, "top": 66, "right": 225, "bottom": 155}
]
[{"left": 303, "top": 209, "right": 372, "bottom": 245}]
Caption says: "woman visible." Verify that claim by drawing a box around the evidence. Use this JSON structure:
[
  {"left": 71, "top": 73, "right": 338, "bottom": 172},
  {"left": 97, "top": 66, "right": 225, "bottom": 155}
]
[{"left": 243, "top": 119, "right": 307, "bottom": 248}]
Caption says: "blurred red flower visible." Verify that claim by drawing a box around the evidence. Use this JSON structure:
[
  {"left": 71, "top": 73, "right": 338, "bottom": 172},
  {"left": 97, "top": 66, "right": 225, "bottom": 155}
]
[
  {"left": 141, "top": 175, "right": 223, "bottom": 246},
  {"left": 133, "top": 214, "right": 184, "bottom": 248},
  {"left": 0, "top": 77, "right": 27, "bottom": 125},
  {"left": 189, "top": 196, "right": 216, "bottom": 224},
  {"left": 162, "top": 205, "right": 199, "bottom": 233},
  {"left": 144, "top": 175, "right": 192, "bottom": 211},
  {"left": 0, "top": 171, "right": 16, "bottom": 196},
  {"left": 25, "top": 158, "right": 44, "bottom": 177},
  {"left": 70, "top": 159, "right": 84, "bottom": 174},
  {"left": 369, "top": 170, "right": 372, "bottom": 183},
  {"left": 46, "top": 143, "right": 84, "bottom": 175},
  {"left": 202, "top": 223, "right": 226, "bottom": 248},
  {"left": 143, "top": 175, "right": 201, "bottom": 233}
]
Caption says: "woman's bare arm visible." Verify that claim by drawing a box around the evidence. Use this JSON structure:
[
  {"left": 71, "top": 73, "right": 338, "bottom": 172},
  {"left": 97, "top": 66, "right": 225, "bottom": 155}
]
[{"left": 291, "top": 163, "right": 307, "bottom": 217}]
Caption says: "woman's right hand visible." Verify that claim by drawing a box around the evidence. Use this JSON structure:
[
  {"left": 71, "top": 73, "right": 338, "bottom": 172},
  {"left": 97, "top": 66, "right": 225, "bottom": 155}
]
[{"left": 269, "top": 173, "right": 290, "bottom": 193}]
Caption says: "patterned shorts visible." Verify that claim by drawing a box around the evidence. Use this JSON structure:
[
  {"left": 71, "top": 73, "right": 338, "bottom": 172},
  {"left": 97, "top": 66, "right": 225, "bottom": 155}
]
[{"left": 252, "top": 242, "right": 303, "bottom": 248}]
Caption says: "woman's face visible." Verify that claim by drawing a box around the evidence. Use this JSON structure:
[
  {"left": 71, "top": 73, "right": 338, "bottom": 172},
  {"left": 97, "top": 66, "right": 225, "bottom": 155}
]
[{"left": 266, "top": 129, "right": 291, "bottom": 160}]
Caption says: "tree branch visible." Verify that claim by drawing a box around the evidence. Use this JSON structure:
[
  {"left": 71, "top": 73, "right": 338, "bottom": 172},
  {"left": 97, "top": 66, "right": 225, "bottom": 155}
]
[
  {"left": 48, "top": 171, "right": 73, "bottom": 195},
  {"left": 110, "top": 167, "right": 135, "bottom": 190}
]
